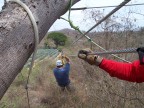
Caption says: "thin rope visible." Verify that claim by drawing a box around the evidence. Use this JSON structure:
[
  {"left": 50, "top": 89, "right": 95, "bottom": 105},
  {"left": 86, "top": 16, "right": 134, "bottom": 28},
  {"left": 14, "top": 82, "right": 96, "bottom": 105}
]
[
  {"left": 71, "top": 3, "right": 144, "bottom": 10},
  {"left": 72, "top": 0, "right": 131, "bottom": 45},
  {"left": 7, "top": 0, "right": 39, "bottom": 108},
  {"left": 61, "top": 0, "right": 131, "bottom": 63}
]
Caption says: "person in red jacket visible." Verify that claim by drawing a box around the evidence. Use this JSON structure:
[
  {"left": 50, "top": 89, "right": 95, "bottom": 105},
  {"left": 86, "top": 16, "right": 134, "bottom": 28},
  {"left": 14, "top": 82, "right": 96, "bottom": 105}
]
[{"left": 78, "top": 48, "right": 144, "bottom": 83}]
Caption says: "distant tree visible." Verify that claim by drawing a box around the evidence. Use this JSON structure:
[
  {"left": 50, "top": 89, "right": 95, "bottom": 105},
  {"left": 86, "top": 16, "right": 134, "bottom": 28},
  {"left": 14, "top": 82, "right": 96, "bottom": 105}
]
[
  {"left": 139, "top": 27, "right": 144, "bottom": 33},
  {"left": 47, "top": 32, "right": 67, "bottom": 48}
]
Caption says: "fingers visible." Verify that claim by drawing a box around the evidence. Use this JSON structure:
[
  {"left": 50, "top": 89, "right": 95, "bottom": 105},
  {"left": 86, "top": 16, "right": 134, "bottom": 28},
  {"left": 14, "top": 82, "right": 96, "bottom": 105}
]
[
  {"left": 62, "top": 55, "right": 65, "bottom": 58},
  {"left": 83, "top": 48, "right": 93, "bottom": 53},
  {"left": 79, "top": 48, "right": 93, "bottom": 54},
  {"left": 78, "top": 53, "right": 87, "bottom": 59},
  {"left": 77, "top": 48, "right": 103, "bottom": 65},
  {"left": 78, "top": 48, "right": 93, "bottom": 59},
  {"left": 62, "top": 55, "right": 70, "bottom": 61}
]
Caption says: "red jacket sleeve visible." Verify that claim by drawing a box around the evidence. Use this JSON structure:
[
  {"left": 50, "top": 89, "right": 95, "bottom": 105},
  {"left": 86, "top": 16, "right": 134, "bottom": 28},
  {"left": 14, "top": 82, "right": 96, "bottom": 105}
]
[{"left": 99, "top": 58, "right": 144, "bottom": 83}]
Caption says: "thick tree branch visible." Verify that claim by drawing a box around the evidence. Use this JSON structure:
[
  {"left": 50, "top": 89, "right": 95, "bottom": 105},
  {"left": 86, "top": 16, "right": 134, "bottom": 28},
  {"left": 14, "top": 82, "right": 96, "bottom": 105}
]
[{"left": 0, "top": 0, "right": 80, "bottom": 100}]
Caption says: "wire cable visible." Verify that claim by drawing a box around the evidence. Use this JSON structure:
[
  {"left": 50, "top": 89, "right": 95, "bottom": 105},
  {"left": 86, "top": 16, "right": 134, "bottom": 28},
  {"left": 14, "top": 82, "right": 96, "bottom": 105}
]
[
  {"left": 89, "top": 39, "right": 131, "bottom": 63},
  {"left": 61, "top": 0, "right": 131, "bottom": 62},
  {"left": 72, "top": 0, "right": 131, "bottom": 45},
  {"left": 88, "top": 48, "right": 137, "bottom": 55},
  {"left": 71, "top": 3, "right": 144, "bottom": 10}
]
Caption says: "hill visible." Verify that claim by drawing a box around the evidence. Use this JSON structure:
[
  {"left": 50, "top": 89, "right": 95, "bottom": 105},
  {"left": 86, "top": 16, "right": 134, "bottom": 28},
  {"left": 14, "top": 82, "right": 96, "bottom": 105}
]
[{"left": 1, "top": 29, "right": 144, "bottom": 108}]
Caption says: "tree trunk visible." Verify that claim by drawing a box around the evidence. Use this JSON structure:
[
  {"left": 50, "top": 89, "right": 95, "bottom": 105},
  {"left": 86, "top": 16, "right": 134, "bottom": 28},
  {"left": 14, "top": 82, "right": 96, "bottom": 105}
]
[{"left": 0, "top": 0, "right": 80, "bottom": 100}]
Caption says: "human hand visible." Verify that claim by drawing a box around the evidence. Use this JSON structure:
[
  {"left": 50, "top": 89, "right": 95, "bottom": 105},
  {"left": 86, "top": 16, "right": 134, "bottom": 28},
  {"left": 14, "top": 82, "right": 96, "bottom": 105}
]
[
  {"left": 78, "top": 48, "right": 103, "bottom": 65},
  {"left": 62, "top": 55, "right": 69, "bottom": 62},
  {"left": 78, "top": 48, "right": 98, "bottom": 65}
]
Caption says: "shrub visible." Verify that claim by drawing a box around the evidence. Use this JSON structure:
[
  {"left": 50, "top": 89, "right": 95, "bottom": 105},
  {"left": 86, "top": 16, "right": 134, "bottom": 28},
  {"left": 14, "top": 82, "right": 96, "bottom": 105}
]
[{"left": 46, "top": 32, "right": 67, "bottom": 48}]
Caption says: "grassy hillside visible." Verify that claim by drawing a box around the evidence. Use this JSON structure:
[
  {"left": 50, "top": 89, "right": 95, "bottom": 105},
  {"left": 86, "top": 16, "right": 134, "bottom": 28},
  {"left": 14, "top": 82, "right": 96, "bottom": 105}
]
[{"left": 1, "top": 29, "right": 144, "bottom": 108}]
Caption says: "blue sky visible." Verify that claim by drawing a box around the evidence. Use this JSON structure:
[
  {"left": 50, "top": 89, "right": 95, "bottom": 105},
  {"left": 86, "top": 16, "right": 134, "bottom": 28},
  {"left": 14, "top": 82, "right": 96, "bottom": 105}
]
[{"left": 0, "top": 0, "right": 144, "bottom": 31}]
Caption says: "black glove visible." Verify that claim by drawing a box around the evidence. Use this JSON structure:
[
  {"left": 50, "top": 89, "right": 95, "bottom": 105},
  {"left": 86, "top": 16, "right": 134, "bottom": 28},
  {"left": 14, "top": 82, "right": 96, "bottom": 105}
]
[{"left": 137, "top": 47, "right": 144, "bottom": 65}]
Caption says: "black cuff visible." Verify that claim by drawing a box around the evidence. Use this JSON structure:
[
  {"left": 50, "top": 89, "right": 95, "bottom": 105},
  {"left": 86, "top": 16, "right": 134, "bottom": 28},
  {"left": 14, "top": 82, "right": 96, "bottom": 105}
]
[{"left": 137, "top": 47, "right": 144, "bottom": 65}]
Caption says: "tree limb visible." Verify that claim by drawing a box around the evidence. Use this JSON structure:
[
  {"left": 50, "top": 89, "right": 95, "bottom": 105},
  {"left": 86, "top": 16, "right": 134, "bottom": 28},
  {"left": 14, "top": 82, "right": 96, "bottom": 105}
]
[{"left": 0, "top": 0, "right": 80, "bottom": 100}]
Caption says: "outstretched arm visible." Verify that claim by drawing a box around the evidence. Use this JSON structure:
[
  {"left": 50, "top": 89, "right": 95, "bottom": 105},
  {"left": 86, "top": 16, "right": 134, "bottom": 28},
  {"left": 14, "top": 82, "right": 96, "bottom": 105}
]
[
  {"left": 78, "top": 48, "right": 144, "bottom": 83},
  {"left": 99, "top": 59, "right": 144, "bottom": 83},
  {"left": 62, "top": 55, "right": 70, "bottom": 72}
]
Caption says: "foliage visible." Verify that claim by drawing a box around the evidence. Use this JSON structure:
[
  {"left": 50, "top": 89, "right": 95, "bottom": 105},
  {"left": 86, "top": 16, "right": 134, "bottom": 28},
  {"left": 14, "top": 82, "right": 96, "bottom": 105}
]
[{"left": 47, "top": 32, "right": 67, "bottom": 48}]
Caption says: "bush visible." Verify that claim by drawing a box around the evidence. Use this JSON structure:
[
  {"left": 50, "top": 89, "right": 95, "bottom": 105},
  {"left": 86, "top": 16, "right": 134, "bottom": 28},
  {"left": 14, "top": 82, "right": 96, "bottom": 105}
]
[{"left": 47, "top": 32, "right": 67, "bottom": 48}]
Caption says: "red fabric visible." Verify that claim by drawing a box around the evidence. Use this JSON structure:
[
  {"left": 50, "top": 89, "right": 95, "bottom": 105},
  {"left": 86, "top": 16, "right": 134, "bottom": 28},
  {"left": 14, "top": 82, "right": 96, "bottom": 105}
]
[{"left": 99, "top": 58, "right": 144, "bottom": 83}]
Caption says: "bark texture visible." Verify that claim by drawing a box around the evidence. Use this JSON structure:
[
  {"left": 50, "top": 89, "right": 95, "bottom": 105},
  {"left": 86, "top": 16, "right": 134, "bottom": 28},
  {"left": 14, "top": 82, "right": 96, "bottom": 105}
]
[{"left": 0, "top": 0, "right": 80, "bottom": 100}]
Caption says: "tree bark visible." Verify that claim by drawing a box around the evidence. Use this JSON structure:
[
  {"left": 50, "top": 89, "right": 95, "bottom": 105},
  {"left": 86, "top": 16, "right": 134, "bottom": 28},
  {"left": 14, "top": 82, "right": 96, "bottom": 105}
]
[{"left": 0, "top": 0, "right": 80, "bottom": 100}]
